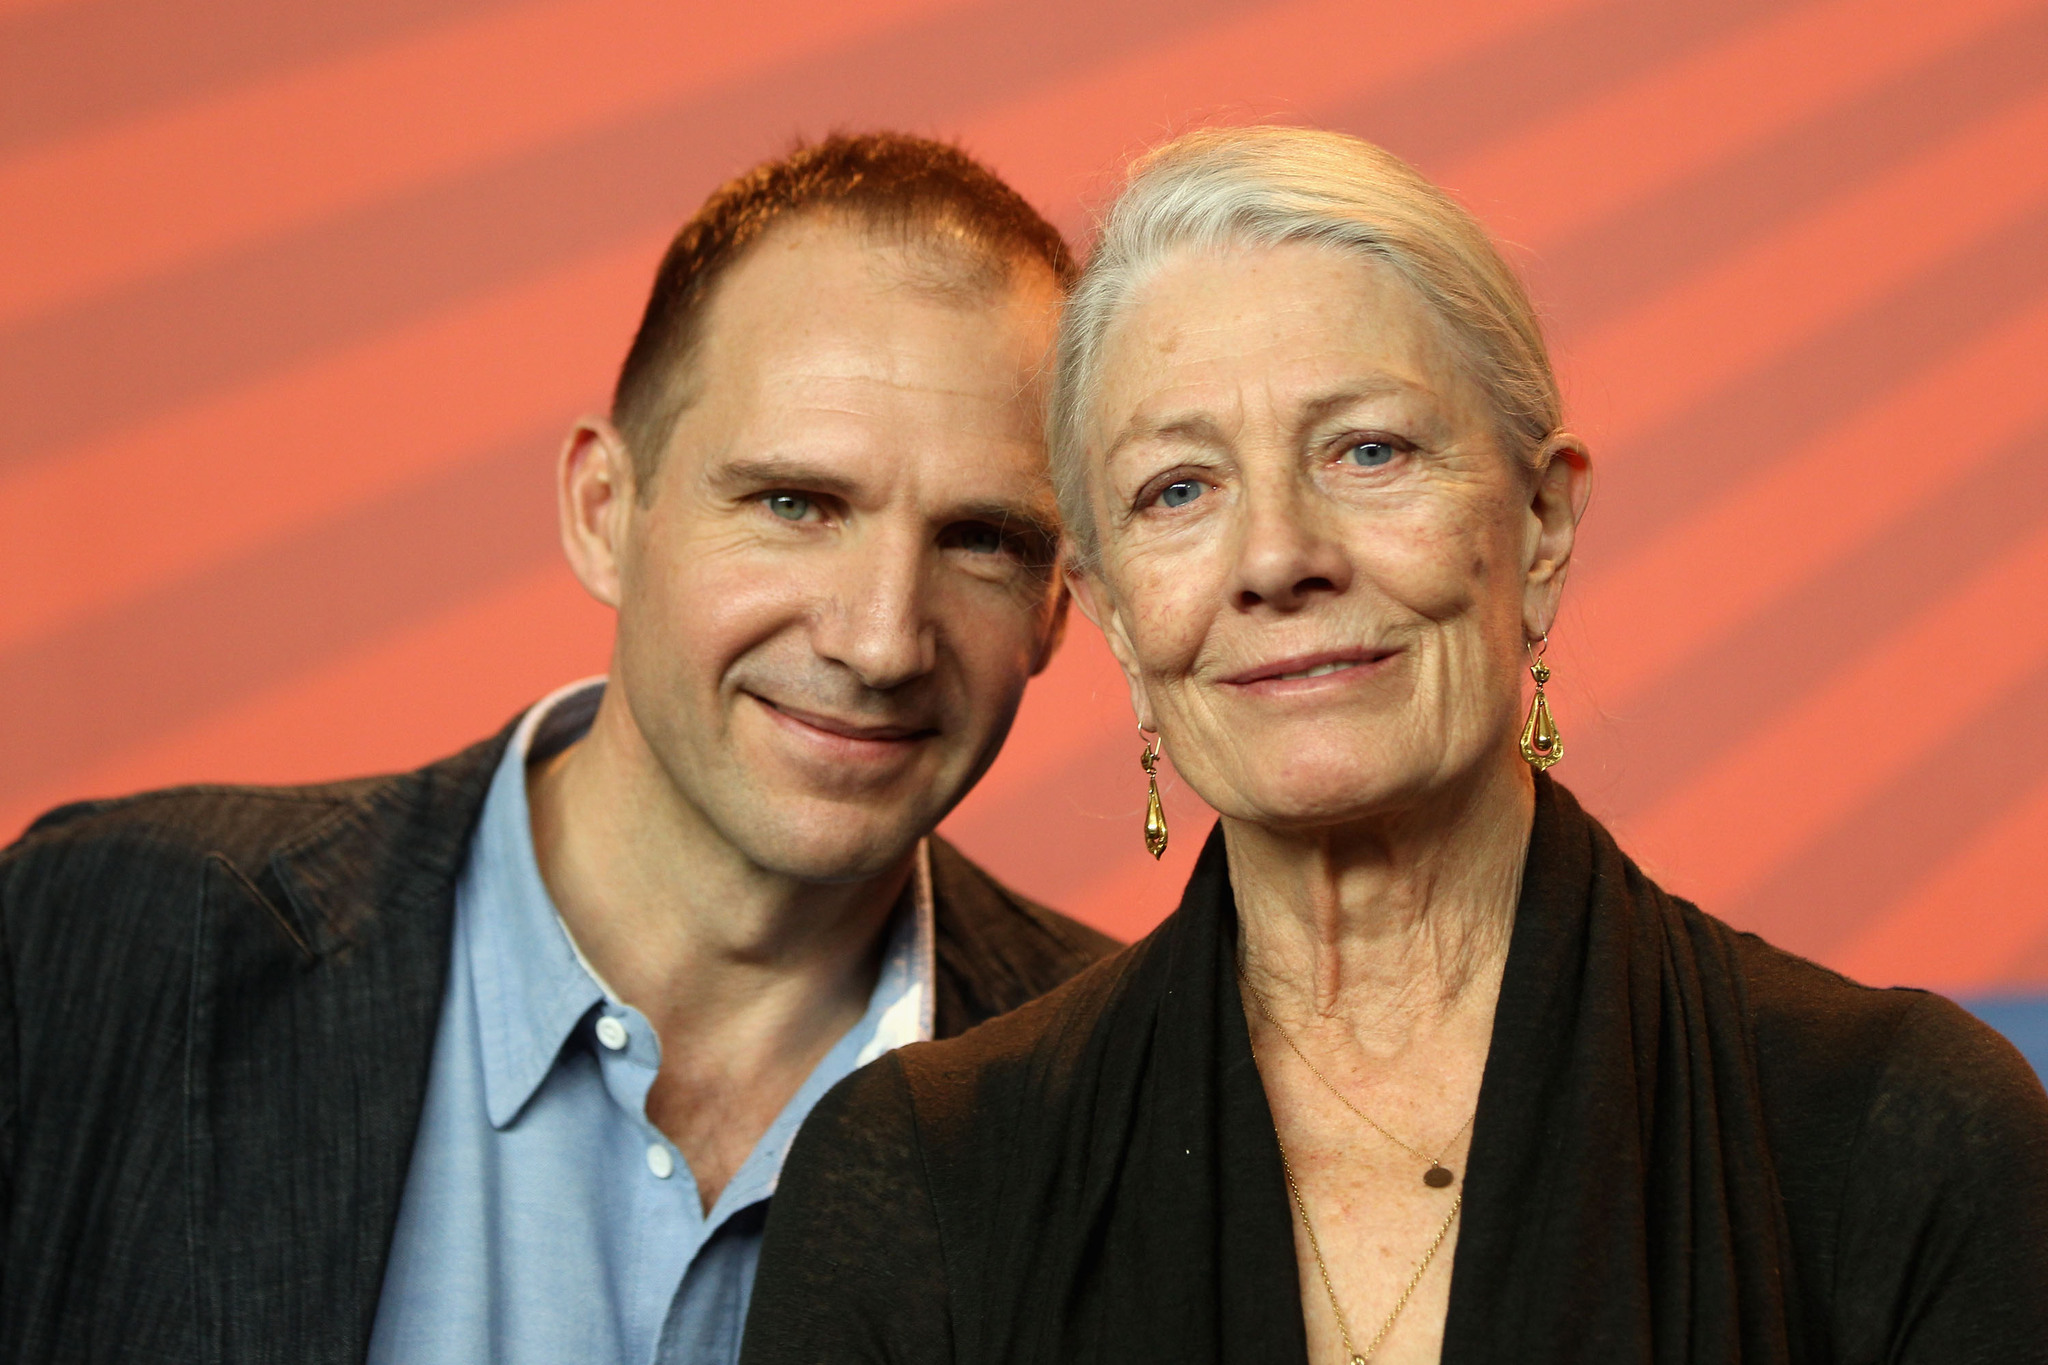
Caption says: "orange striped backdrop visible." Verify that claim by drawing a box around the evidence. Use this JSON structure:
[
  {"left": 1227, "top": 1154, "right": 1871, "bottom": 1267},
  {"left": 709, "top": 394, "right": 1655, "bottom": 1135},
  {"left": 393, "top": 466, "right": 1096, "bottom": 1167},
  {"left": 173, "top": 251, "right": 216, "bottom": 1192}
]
[{"left": 5, "top": 0, "right": 2046, "bottom": 999}]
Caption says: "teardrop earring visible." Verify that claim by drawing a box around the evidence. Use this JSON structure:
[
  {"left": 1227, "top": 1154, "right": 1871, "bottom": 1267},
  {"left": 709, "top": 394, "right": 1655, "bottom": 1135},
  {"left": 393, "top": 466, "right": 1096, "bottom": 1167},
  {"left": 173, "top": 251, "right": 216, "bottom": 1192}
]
[
  {"left": 1520, "top": 636, "right": 1563, "bottom": 771},
  {"left": 1139, "top": 728, "right": 1169, "bottom": 859}
]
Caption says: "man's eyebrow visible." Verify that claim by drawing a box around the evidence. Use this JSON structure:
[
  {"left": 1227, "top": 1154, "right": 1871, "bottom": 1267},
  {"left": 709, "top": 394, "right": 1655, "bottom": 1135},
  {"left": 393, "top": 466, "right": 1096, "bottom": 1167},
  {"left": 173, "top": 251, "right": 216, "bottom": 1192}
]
[
  {"left": 711, "top": 456, "right": 865, "bottom": 497},
  {"left": 950, "top": 500, "right": 1061, "bottom": 543}
]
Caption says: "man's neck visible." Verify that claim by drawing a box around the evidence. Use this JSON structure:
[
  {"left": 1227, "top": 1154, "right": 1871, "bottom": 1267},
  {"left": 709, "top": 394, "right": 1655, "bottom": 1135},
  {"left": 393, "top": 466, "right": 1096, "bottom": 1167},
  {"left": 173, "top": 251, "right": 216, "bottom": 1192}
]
[{"left": 525, "top": 688, "right": 913, "bottom": 1208}]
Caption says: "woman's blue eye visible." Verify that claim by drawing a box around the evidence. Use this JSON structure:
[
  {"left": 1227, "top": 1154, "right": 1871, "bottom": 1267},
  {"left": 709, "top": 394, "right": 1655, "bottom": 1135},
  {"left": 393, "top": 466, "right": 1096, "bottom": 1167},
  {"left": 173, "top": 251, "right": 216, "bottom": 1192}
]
[
  {"left": 765, "top": 493, "right": 811, "bottom": 521},
  {"left": 1343, "top": 441, "right": 1397, "bottom": 468},
  {"left": 1160, "top": 480, "right": 1204, "bottom": 508}
]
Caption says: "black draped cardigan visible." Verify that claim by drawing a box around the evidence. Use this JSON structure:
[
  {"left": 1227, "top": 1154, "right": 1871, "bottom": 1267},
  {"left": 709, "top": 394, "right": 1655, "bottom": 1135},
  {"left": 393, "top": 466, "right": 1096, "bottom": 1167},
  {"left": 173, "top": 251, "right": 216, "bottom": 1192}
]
[{"left": 742, "top": 779, "right": 2048, "bottom": 1363}]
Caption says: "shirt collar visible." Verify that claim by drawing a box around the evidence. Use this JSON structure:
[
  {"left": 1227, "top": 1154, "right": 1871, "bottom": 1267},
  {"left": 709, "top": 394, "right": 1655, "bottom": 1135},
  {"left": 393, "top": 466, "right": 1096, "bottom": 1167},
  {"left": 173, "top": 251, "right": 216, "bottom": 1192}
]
[
  {"left": 464, "top": 678, "right": 611, "bottom": 1129},
  {"left": 721, "top": 858, "right": 934, "bottom": 1214},
  {"left": 858, "top": 836, "right": 936, "bottom": 1064},
  {"left": 461, "top": 678, "right": 939, "bottom": 1132}
]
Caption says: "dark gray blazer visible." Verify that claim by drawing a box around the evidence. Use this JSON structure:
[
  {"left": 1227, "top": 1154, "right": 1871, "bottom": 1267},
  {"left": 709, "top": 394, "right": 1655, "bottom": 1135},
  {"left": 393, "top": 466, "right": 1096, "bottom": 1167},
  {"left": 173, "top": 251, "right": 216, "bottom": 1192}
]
[{"left": 0, "top": 724, "right": 1116, "bottom": 1365}]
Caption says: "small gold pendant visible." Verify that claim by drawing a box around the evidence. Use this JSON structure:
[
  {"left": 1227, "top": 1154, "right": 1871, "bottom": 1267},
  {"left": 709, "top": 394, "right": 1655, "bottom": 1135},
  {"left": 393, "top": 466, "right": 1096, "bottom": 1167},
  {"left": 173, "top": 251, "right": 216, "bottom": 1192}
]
[
  {"left": 1423, "top": 1163, "right": 1454, "bottom": 1188},
  {"left": 1140, "top": 733, "right": 1169, "bottom": 859},
  {"left": 1143, "top": 777, "right": 1169, "bottom": 859},
  {"left": 1519, "top": 658, "right": 1562, "bottom": 771}
]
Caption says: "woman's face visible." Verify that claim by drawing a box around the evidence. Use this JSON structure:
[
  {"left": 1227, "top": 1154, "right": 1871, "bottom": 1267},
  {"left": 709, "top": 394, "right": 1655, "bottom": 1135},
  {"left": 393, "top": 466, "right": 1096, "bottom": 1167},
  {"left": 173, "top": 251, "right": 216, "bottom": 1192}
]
[{"left": 1073, "top": 241, "right": 1580, "bottom": 830}]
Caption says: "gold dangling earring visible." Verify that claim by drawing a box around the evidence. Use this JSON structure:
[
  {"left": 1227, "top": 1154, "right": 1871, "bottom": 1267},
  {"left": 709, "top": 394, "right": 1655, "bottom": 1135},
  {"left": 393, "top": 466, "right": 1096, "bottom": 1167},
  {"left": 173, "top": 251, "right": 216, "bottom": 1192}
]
[
  {"left": 1520, "top": 635, "right": 1563, "bottom": 771},
  {"left": 1139, "top": 728, "right": 1169, "bottom": 859}
]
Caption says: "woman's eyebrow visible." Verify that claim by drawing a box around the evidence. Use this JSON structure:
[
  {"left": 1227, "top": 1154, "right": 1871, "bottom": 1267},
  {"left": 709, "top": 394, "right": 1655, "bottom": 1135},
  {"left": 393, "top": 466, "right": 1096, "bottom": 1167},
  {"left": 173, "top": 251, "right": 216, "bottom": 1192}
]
[
  {"left": 1292, "top": 377, "right": 1418, "bottom": 429},
  {"left": 1103, "top": 412, "right": 1230, "bottom": 464}
]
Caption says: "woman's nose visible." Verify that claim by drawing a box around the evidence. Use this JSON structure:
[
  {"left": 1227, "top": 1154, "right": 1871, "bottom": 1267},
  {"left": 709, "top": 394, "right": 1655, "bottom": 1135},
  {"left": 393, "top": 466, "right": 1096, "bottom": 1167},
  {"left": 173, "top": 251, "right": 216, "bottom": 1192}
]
[{"left": 1231, "top": 482, "right": 1353, "bottom": 611}]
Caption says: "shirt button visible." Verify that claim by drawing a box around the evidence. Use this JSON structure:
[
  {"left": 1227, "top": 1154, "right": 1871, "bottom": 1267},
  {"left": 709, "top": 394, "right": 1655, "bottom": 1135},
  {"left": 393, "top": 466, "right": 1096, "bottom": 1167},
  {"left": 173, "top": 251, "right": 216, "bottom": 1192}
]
[
  {"left": 646, "top": 1144, "right": 675, "bottom": 1179},
  {"left": 595, "top": 1016, "right": 629, "bottom": 1051}
]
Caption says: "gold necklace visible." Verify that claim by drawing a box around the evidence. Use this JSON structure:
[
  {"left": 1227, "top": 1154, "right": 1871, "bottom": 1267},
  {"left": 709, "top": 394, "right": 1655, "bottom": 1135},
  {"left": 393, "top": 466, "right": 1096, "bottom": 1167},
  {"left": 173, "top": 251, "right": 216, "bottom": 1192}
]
[
  {"left": 1239, "top": 971, "right": 1477, "bottom": 1187},
  {"left": 1274, "top": 1129, "right": 1462, "bottom": 1364},
  {"left": 1239, "top": 969, "right": 1470, "bottom": 1363}
]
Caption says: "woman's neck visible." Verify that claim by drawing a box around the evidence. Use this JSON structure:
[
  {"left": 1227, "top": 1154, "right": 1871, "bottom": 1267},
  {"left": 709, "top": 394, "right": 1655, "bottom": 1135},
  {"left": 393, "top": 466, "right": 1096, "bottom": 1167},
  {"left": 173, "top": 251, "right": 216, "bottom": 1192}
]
[{"left": 1229, "top": 751, "right": 1534, "bottom": 1044}]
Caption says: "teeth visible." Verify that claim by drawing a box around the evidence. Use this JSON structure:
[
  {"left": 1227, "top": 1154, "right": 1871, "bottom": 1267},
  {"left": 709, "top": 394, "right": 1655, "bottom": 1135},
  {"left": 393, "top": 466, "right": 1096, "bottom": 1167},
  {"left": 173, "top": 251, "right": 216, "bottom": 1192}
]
[{"left": 1277, "top": 660, "right": 1359, "bottom": 681}]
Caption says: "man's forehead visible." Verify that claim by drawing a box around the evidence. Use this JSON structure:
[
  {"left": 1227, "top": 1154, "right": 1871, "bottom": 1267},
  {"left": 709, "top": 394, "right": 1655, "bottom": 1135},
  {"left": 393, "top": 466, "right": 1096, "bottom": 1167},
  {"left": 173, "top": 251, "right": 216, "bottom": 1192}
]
[{"left": 703, "top": 213, "right": 1053, "bottom": 336}]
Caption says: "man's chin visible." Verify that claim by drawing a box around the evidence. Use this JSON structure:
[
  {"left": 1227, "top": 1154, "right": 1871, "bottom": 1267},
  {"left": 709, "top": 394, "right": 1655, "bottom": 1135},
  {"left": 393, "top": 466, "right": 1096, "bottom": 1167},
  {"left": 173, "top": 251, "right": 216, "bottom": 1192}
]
[{"left": 723, "top": 803, "right": 935, "bottom": 886}]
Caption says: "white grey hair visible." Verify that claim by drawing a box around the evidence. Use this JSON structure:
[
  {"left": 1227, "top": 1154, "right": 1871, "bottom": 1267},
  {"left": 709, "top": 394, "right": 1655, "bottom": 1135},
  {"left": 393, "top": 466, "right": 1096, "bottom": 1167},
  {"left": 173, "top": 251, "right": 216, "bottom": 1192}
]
[{"left": 1049, "top": 124, "right": 1562, "bottom": 567}]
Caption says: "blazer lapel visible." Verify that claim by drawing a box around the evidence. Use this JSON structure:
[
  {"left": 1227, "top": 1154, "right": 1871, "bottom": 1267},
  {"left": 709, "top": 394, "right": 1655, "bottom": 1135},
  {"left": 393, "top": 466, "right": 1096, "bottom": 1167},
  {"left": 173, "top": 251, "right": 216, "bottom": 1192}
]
[{"left": 185, "top": 735, "right": 503, "bottom": 1365}]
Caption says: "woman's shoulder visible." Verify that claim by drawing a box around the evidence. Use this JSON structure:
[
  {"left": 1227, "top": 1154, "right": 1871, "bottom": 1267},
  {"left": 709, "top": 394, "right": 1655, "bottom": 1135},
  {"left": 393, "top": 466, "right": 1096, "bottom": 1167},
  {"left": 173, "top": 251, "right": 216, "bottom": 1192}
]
[
  {"left": 1700, "top": 921, "right": 2048, "bottom": 1349},
  {"left": 1710, "top": 916, "right": 2041, "bottom": 1120},
  {"left": 891, "top": 929, "right": 1159, "bottom": 1135}
]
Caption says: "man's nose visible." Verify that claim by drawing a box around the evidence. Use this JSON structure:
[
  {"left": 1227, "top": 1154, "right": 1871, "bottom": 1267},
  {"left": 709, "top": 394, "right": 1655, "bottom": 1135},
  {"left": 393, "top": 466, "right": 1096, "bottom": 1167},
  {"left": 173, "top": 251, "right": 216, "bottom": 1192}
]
[
  {"left": 813, "top": 534, "right": 938, "bottom": 691},
  {"left": 1230, "top": 473, "right": 1353, "bottom": 612}
]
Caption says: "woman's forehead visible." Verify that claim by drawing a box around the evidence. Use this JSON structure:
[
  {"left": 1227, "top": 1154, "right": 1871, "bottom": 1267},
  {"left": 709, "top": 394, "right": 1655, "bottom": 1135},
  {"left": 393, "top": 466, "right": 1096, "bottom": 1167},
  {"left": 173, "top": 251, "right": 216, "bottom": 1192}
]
[{"left": 1091, "top": 243, "right": 1475, "bottom": 435}]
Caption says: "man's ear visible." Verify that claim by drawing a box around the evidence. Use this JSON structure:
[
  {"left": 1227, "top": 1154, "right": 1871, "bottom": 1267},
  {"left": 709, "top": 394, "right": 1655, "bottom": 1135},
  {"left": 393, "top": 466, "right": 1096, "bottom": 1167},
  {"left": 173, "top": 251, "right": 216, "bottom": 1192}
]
[
  {"left": 558, "top": 417, "right": 639, "bottom": 609},
  {"left": 1030, "top": 579, "right": 1072, "bottom": 677},
  {"left": 1064, "top": 558, "right": 1156, "bottom": 731},
  {"left": 1522, "top": 433, "right": 1593, "bottom": 641}
]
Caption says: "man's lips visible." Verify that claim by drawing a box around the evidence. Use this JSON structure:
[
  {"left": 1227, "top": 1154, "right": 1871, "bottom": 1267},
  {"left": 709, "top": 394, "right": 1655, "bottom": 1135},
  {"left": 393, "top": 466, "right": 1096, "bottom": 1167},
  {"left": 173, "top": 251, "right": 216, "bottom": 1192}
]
[
  {"left": 751, "top": 695, "right": 939, "bottom": 744},
  {"left": 1220, "top": 648, "right": 1399, "bottom": 688}
]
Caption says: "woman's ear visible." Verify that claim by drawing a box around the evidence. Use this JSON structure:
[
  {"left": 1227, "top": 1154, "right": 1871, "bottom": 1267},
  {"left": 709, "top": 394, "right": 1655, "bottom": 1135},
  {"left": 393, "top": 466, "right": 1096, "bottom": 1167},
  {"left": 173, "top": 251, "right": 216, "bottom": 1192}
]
[
  {"left": 558, "top": 416, "right": 639, "bottom": 609},
  {"left": 1522, "top": 433, "right": 1592, "bottom": 640},
  {"left": 1064, "top": 557, "right": 1158, "bottom": 731}
]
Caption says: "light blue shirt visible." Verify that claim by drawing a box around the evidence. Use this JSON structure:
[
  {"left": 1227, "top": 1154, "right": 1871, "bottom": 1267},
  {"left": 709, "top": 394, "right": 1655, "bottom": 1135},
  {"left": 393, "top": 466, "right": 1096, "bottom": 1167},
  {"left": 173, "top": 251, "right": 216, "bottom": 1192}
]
[{"left": 367, "top": 680, "right": 936, "bottom": 1364}]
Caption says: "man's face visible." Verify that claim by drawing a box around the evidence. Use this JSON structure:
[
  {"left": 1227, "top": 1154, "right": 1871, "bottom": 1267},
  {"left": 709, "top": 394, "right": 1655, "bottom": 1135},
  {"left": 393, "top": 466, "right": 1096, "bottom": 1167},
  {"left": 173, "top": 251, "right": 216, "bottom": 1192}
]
[{"left": 611, "top": 218, "right": 1065, "bottom": 883}]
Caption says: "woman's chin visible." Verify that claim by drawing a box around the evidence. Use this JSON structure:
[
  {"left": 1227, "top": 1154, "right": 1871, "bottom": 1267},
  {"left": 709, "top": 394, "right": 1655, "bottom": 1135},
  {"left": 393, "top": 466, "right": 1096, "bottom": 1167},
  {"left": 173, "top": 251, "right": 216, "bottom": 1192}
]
[{"left": 1215, "top": 763, "right": 1436, "bottom": 831}]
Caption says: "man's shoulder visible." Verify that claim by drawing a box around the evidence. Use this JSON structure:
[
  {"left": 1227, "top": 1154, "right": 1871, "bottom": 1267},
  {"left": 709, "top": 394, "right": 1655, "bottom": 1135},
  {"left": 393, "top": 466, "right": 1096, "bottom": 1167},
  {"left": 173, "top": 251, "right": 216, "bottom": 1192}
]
[
  {"left": 924, "top": 836, "right": 1121, "bottom": 1035},
  {"left": 2, "top": 729, "right": 510, "bottom": 934}
]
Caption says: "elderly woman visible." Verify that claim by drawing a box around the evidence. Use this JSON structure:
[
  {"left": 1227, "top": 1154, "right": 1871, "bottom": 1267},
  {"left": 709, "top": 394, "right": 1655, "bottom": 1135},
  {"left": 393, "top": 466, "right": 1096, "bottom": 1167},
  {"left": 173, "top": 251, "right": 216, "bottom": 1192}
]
[{"left": 740, "top": 128, "right": 2048, "bottom": 1364}]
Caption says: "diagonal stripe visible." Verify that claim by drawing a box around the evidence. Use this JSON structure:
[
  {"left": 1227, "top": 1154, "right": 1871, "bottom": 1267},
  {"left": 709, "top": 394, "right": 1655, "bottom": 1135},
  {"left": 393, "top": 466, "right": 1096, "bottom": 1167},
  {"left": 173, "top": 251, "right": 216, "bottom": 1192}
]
[
  {"left": 1990, "top": 909, "right": 2048, "bottom": 989},
  {"left": 1571, "top": 85, "right": 2048, "bottom": 453},
  {"left": 0, "top": 0, "right": 977, "bottom": 329},
  {"left": 0, "top": 0, "right": 78, "bottom": 20},
  {"left": 1582, "top": 204, "right": 2048, "bottom": 568},
  {"left": 1572, "top": 287, "right": 2048, "bottom": 710},
  {"left": 0, "top": 237, "right": 659, "bottom": 651},
  {"left": 1312, "top": 0, "right": 1814, "bottom": 175},
  {"left": 1581, "top": 414, "right": 2048, "bottom": 822},
  {"left": 1436, "top": 0, "right": 2043, "bottom": 255},
  {"left": 1833, "top": 762, "right": 2048, "bottom": 994},
  {"left": 0, "top": 563, "right": 609, "bottom": 842},
  {"left": 1729, "top": 657, "right": 2048, "bottom": 966},
  {"left": 0, "top": 0, "right": 525, "bottom": 158},
  {"left": 1509, "top": 3, "right": 2048, "bottom": 328},
  {"left": 0, "top": 0, "right": 1269, "bottom": 477},
  {"left": 1620, "top": 516, "right": 2048, "bottom": 914},
  {"left": 958, "top": 0, "right": 1615, "bottom": 216},
  {"left": 0, "top": 427, "right": 562, "bottom": 809}
]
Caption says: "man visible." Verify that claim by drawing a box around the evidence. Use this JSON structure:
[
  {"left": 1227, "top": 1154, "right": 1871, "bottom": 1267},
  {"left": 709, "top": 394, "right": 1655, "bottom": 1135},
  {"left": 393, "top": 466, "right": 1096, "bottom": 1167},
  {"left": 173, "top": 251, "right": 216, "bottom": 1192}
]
[{"left": 0, "top": 133, "right": 1116, "bottom": 1364}]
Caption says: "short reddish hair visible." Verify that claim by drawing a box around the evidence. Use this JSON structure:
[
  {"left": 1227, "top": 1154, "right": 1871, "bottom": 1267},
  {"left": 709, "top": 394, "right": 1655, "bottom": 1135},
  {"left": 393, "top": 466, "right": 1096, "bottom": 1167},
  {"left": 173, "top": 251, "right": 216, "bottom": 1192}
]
[{"left": 611, "top": 132, "right": 1076, "bottom": 488}]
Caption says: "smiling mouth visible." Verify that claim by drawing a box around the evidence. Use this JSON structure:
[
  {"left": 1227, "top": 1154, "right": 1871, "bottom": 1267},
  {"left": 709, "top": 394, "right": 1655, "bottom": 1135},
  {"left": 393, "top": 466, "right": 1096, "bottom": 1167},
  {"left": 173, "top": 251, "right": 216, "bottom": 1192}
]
[
  {"left": 1224, "top": 649, "right": 1399, "bottom": 687},
  {"left": 1277, "top": 659, "right": 1364, "bottom": 681},
  {"left": 753, "top": 695, "right": 938, "bottom": 744}
]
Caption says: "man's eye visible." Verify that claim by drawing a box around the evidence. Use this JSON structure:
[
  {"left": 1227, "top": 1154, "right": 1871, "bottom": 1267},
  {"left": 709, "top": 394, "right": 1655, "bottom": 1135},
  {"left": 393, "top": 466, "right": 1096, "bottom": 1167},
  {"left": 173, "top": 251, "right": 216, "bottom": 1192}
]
[
  {"left": 951, "top": 523, "right": 1004, "bottom": 555},
  {"left": 764, "top": 493, "right": 812, "bottom": 521},
  {"left": 1341, "top": 440, "right": 1398, "bottom": 468},
  {"left": 1159, "top": 480, "right": 1204, "bottom": 508}
]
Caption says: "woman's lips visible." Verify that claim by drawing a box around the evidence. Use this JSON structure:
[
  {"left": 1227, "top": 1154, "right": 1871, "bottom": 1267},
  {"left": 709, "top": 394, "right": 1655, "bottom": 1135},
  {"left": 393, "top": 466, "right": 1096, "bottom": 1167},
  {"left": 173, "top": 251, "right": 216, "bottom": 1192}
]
[{"left": 1220, "top": 648, "right": 1398, "bottom": 689}]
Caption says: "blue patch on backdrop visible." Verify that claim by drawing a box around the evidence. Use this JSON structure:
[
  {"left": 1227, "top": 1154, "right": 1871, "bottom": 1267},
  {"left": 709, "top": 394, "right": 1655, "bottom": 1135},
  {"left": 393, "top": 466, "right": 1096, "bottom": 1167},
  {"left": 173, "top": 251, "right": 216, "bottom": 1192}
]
[{"left": 1961, "top": 995, "right": 2048, "bottom": 1086}]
